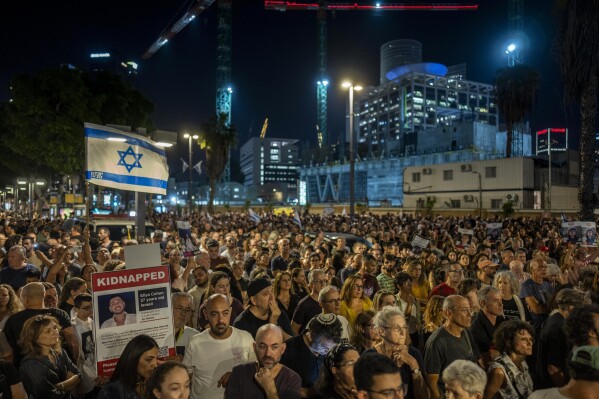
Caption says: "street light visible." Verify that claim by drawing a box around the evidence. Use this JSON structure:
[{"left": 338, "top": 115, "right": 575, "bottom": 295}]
[
  {"left": 342, "top": 81, "right": 362, "bottom": 219},
  {"left": 183, "top": 133, "right": 199, "bottom": 216}
]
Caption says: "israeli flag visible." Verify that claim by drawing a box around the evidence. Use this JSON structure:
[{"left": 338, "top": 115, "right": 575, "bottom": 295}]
[
  {"left": 248, "top": 208, "right": 261, "bottom": 224},
  {"left": 293, "top": 209, "right": 302, "bottom": 230},
  {"left": 85, "top": 123, "right": 169, "bottom": 195}
]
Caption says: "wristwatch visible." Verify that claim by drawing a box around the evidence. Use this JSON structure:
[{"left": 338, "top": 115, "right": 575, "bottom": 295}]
[{"left": 412, "top": 368, "right": 421, "bottom": 376}]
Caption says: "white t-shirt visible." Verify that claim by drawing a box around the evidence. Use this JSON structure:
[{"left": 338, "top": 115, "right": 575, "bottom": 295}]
[
  {"left": 73, "top": 316, "right": 97, "bottom": 395},
  {"left": 183, "top": 327, "right": 256, "bottom": 399}
]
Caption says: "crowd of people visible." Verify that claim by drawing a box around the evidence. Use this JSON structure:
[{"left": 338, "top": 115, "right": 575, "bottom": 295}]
[{"left": 0, "top": 210, "right": 598, "bottom": 399}]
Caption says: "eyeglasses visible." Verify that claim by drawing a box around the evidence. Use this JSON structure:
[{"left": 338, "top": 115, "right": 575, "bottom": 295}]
[
  {"left": 323, "top": 299, "right": 342, "bottom": 305},
  {"left": 174, "top": 307, "right": 194, "bottom": 314},
  {"left": 364, "top": 384, "right": 408, "bottom": 398},
  {"left": 34, "top": 315, "right": 53, "bottom": 323},
  {"left": 382, "top": 325, "right": 408, "bottom": 333}
]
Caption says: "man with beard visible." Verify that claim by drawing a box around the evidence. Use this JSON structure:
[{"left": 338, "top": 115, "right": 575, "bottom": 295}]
[
  {"left": 225, "top": 324, "right": 301, "bottom": 399},
  {"left": 188, "top": 266, "right": 209, "bottom": 327},
  {"left": 184, "top": 294, "right": 256, "bottom": 399},
  {"left": 100, "top": 295, "right": 136, "bottom": 328}
]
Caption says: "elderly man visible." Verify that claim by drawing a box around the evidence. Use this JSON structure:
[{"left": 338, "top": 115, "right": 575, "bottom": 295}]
[
  {"left": 469, "top": 286, "right": 505, "bottom": 369},
  {"left": 509, "top": 259, "right": 530, "bottom": 285},
  {"left": 0, "top": 246, "right": 38, "bottom": 292},
  {"left": 425, "top": 295, "right": 481, "bottom": 399},
  {"left": 184, "top": 294, "right": 256, "bottom": 399},
  {"left": 443, "top": 360, "right": 487, "bottom": 399},
  {"left": 318, "top": 285, "right": 351, "bottom": 341},
  {"left": 225, "top": 324, "right": 301, "bottom": 399},
  {"left": 172, "top": 292, "right": 200, "bottom": 360},
  {"left": 520, "top": 257, "right": 553, "bottom": 330}
]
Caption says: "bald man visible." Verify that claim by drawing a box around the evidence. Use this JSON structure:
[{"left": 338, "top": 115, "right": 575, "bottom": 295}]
[
  {"left": 183, "top": 294, "right": 256, "bottom": 399},
  {"left": 226, "top": 324, "right": 301, "bottom": 399},
  {"left": 3, "top": 282, "right": 79, "bottom": 366}
]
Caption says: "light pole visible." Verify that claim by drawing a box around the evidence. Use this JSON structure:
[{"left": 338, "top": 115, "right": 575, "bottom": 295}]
[
  {"left": 342, "top": 81, "right": 362, "bottom": 219},
  {"left": 184, "top": 133, "right": 199, "bottom": 216},
  {"left": 471, "top": 170, "right": 482, "bottom": 218}
]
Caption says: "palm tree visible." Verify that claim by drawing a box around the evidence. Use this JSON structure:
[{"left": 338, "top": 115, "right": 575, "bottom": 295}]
[
  {"left": 555, "top": 0, "right": 599, "bottom": 221},
  {"left": 199, "top": 113, "right": 237, "bottom": 212},
  {"left": 494, "top": 64, "right": 540, "bottom": 158}
]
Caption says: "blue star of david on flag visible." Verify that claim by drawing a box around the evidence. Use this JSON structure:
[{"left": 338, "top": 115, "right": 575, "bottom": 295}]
[{"left": 117, "top": 146, "right": 143, "bottom": 173}]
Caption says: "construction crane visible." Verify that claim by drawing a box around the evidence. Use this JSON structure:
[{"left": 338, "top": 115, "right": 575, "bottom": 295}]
[
  {"left": 142, "top": 0, "right": 234, "bottom": 186},
  {"left": 265, "top": 1, "right": 479, "bottom": 149}
]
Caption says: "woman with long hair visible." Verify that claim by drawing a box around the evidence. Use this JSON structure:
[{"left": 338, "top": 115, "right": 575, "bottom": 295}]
[
  {"left": 421, "top": 295, "right": 445, "bottom": 349},
  {"left": 372, "top": 291, "right": 396, "bottom": 312},
  {"left": 407, "top": 260, "right": 429, "bottom": 307},
  {"left": 291, "top": 267, "right": 309, "bottom": 299},
  {"left": 145, "top": 361, "right": 190, "bottom": 399},
  {"left": 19, "top": 315, "right": 81, "bottom": 398},
  {"left": 273, "top": 271, "right": 300, "bottom": 320},
  {"left": 316, "top": 343, "right": 359, "bottom": 399},
  {"left": 58, "top": 277, "right": 88, "bottom": 317},
  {"left": 339, "top": 275, "right": 373, "bottom": 328},
  {"left": 0, "top": 284, "right": 23, "bottom": 329},
  {"left": 349, "top": 310, "right": 379, "bottom": 354},
  {"left": 493, "top": 271, "right": 527, "bottom": 322},
  {"left": 99, "top": 335, "right": 159, "bottom": 399}
]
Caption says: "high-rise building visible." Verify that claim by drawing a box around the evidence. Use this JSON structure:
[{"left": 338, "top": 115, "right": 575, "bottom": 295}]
[{"left": 240, "top": 137, "right": 300, "bottom": 201}]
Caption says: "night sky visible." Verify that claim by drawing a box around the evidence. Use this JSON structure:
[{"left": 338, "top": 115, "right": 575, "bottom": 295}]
[{"left": 2, "top": 0, "right": 574, "bottom": 169}]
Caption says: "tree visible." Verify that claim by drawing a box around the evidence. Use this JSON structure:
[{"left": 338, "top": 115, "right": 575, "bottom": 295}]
[
  {"left": 199, "top": 113, "right": 237, "bottom": 212},
  {"left": 555, "top": 0, "right": 599, "bottom": 221},
  {"left": 494, "top": 65, "right": 539, "bottom": 158},
  {"left": 0, "top": 67, "right": 154, "bottom": 178}
]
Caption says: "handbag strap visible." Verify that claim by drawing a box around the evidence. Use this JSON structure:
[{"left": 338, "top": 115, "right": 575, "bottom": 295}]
[{"left": 495, "top": 357, "right": 527, "bottom": 399}]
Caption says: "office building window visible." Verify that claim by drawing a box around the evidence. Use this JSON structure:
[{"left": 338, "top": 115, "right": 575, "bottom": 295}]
[
  {"left": 485, "top": 166, "right": 497, "bottom": 178},
  {"left": 450, "top": 199, "right": 461, "bottom": 208},
  {"left": 491, "top": 199, "right": 503, "bottom": 208},
  {"left": 412, "top": 173, "right": 421, "bottom": 183},
  {"left": 443, "top": 170, "right": 453, "bottom": 181}
]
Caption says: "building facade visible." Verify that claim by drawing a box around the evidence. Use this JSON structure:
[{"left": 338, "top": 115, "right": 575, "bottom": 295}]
[{"left": 240, "top": 137, "right": 300, "bottom": 202}]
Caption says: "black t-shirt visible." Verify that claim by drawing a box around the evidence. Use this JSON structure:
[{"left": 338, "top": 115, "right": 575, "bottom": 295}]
[
  {"left": 0, "top": 360, "right": 20, "bottom": 399},
  {"left": 469, "top": 311, "right": 505, "bottom": 355},
  {"left": 280, "top": 334, "right": 324, "bottom": 388},
  {"left": 225, "top": 362, "right": 301, "bottom": 399},
  {"left": 270, "top": 256, "right": 289, "bottom": 273},
  {"left": 233, "top": 308, "right": 293, "bottom": 338},
  {"left": 537, "top": 312, "right": 568, "bottom": 389},
  {"left": 291, "top": 296, "right": 321, "bottom": 334},
  {"left": 59, "top": 302, "right": 74, "bottom": 317},
  {"left": 3, "top": 308, "right": 72, "bottom": 367},
  {"left": 424, "top": 326, "right": 480, "bottom": 395},
  {"left": 502, "top": 298, "right": 522, "bottom": 321}
]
